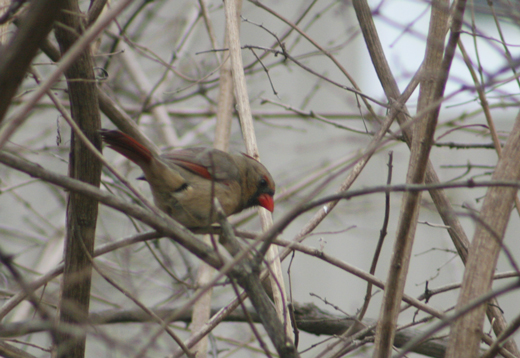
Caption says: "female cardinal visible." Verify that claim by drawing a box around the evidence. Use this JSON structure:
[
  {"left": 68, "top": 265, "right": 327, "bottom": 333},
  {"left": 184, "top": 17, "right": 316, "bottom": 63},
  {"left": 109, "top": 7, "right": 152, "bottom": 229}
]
[{"left": 100, "top": 129, "right": 275, "bottom": 228}]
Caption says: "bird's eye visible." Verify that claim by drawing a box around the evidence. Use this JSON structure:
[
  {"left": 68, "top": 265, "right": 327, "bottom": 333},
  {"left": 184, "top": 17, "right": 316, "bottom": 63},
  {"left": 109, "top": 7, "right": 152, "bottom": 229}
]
[{"left": 259, "top": 178, "right": 268, "bottom": 187}]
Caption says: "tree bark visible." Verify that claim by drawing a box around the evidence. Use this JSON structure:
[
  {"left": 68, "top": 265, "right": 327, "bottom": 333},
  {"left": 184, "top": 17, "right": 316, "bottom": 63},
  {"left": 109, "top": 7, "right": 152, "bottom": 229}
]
[{"left": 54, "top": 2, "right": 102, "bottom": 357}]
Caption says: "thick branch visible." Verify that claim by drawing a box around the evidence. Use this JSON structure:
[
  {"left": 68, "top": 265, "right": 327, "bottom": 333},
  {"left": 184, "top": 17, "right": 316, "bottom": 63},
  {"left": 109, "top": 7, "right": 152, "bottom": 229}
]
[
  {"left": 0, "top": 303, "right": 450, "bottom": 358},
  {"left": 446, "top": 110, "right": 520, "bottom": 357},
  {"left": 54, "top": 2, "right": 103, "bottom": 356},
  {"left": 0, "top": 0, "right": 65, "bottom": 122},
  {"left": 373, "top": 1, "right": 450, "bottom": 355}
]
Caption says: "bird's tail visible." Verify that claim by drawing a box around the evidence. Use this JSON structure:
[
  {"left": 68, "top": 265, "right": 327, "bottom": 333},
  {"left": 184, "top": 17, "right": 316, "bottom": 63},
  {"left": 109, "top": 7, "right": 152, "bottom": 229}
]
[{"left": 100, "top": 129, "right": 153, "bottom": 165}]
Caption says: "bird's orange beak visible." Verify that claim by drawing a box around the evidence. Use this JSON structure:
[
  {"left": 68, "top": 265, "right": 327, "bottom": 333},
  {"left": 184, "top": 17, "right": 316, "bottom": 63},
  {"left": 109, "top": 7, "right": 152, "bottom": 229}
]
[{"left": 258, "top": 193, "right": 274, "bottom": 212}]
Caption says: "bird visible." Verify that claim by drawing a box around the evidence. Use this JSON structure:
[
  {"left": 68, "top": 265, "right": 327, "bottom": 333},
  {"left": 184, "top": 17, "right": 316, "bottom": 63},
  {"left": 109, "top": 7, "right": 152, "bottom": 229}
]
[{"left": 100, "top": 129, "right": 275, "bottom": 228}]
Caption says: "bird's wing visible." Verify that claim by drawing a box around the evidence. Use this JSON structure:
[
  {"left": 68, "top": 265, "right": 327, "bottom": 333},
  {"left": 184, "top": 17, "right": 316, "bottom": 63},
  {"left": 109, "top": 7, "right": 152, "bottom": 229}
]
[{"left": 161, "top": 148, "right": 240, "bottom": 181}]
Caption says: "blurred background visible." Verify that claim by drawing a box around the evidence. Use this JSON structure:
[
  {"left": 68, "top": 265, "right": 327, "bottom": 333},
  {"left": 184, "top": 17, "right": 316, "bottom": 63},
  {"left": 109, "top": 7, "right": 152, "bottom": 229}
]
[{"left": 1, "top": 0, "right": 520, "bottom": 357}]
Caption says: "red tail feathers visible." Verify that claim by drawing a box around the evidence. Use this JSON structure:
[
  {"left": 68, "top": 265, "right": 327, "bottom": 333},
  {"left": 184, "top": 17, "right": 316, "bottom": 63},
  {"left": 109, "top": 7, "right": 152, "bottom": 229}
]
[{"left": 100, "top": 129, "right": 153, "bottom": 164}]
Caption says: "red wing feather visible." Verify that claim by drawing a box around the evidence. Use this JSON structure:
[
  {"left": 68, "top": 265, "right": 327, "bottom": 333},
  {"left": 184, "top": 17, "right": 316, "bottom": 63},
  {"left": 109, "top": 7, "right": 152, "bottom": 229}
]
[{"left": 172, "top": 159, "right": 213, "bottom": 180}]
